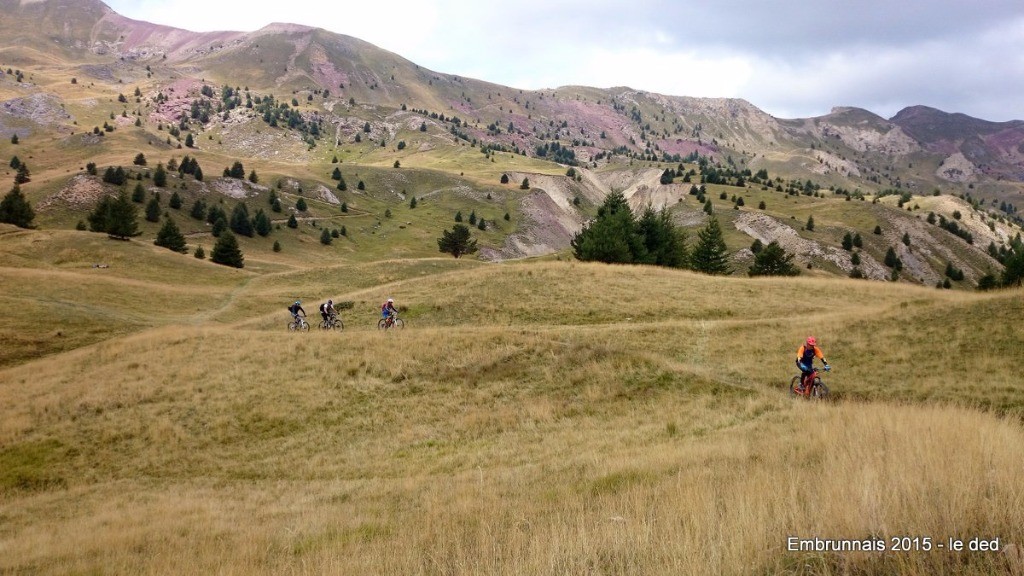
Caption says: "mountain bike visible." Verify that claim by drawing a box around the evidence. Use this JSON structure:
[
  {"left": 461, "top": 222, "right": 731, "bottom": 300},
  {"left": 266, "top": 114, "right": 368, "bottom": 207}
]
[
  {"left": 288, "top": 316, "right": 310, "bottom": 332},
  {"left": 790, "top": 366, "right": 830, "bottom": 399},
  {"left": 377, "top": 315, "right": 405, "bottom": 330},
  {"left": 318, "top": 313, "right": 344, "bottom": 331}
]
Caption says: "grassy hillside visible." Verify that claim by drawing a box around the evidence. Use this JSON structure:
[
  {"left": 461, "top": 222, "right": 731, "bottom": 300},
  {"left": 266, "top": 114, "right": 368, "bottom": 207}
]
[{"left": 1, "top": 229, "right": 1023, "bottom": 575}]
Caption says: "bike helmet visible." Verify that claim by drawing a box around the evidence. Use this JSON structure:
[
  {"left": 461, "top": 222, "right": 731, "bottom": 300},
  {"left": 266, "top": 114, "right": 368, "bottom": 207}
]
[
  {"left": 806, "top": 336, "right": 816, "bottom": 346},
  {"left": 387, "top": 298, "right": 394, "bottom": 303},
  {"left": 327, "top": 299, "right": 333, "bottom": 305},
  {"left": 295, "top": 300, "right": 301, "bottom": 305}
]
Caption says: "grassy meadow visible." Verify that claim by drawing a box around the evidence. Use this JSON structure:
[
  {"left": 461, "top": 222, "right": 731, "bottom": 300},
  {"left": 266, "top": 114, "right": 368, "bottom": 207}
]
[{"left": 1, "top": 226, "right": 1024, "bottom": 575}]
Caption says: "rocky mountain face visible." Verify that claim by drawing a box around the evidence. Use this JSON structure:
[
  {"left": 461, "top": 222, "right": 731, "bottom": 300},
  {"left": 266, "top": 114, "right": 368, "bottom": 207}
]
[{"left": 1, "top": 0, "right": 1021, "bottom": 283}]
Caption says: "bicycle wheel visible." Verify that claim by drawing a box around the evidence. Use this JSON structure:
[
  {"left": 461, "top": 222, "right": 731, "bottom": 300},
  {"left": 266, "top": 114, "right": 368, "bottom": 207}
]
[
  {"left": 378, "top": 319, "right": 387, "bottom": 330},
  {"left": 333, "top": 318, "right": 344, "bottom": 331},
  {"left": 392, "top": 318, "right": 404, "bottom": 329},
  {"left": 300, "top": 321, "right": 310, "bottom": 332},
  {"left": 317, "top": 321, "right": 327, "bottom": 330},
  {"left": 789, "top": 375, "right": 802, "bottom": 397},
  {"left": 811, "top": 378, "right": 829, "bottom": 399},
  {"left": 288, "top": 321, "right": 297, "bottom": 331}
]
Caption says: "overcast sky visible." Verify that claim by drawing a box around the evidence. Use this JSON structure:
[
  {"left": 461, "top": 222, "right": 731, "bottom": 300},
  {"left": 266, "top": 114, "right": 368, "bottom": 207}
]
[{"left": 104, "top": 0, "right": 1024, "bottom": 122}]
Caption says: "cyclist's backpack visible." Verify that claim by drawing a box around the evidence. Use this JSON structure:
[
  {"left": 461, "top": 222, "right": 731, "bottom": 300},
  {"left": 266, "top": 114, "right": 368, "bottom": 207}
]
[{"left": 319, "top": 303, "right": 327, "bottom": 313}]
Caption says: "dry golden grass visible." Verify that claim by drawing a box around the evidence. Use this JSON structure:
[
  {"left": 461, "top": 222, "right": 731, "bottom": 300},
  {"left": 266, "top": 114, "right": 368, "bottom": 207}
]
[{"left": 1, "top": 245, "right": 1023, "bottom": 575}]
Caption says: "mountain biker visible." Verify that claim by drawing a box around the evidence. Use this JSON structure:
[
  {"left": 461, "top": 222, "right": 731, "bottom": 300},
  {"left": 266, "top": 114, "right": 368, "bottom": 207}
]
[
  {"left": 795, "top": 336, "right": 830, "bottom": 393},
  {"left": 288, "top": 300, "right": 306, "bottom": 324},
  {"left": 381, "top": 298, "right": 397, "bottom": 326},
  {"left": 319, "top": 299, "right": 336, "bottom": 325}
]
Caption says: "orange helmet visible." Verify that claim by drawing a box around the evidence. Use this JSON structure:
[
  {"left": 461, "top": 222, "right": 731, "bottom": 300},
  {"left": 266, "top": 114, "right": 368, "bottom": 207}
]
[{"left": 806, "top": 336, "right": 817, "bottom": 346}]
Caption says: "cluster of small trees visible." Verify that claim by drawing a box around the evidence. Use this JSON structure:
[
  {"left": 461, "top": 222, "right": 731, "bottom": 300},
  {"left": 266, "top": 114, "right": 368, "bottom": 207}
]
[
  {"left": 569, "top": 191, "right": 689, "bottom": 269},
  {"left": 570, "top": 192, "right": 803, "bottom": 277}
]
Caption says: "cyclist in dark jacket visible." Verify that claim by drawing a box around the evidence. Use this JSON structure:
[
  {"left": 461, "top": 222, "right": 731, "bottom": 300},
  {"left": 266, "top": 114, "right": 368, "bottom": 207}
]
[{"left": 288, "top": 300, "right": 306, "bottom": 324}]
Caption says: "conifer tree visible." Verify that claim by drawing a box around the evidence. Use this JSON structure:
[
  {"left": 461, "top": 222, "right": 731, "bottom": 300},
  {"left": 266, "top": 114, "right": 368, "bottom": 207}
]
[
  {"left": 690, "top": 217, "right": 730, "bottom": 275},
  {"left": 153, "top": 163, "right": 167, "bottom": 187},
  {"left": 15, "top": 163, "right": 31, "bottom": 184},
  {"left": 131, "top": 183, "right": 146, "bottom": 203},
  {"left": 145, "top": 196, "right": 161, "bottom": 222},
  {"left": 749, "top": 241, "right": 800, "bottom": 276},
  {"left": 287, "top": 214, "right": 298, "bottom": 228},
  {"left": 103, "top": 191, "right": 140, "bottom": 239},
  {"left": 229, "top": 203, "right": 254, "bottom": 237},
  {"left": 210, "top": 231, "right": 244, "bottom": 268},
  {"left": 437, "top": 224, "right": 478, "bottom": 258},
  {"left": 295, "top": 198, "right": 307, "bottom": 212},
  {"left": 154, "top": 217, "right": 188, "bottom": 253},
  {"left": 253, "top": 208, "right": 271, "bottom": 237},
  {"left": 0, "top": 183, "right": 35, "bottom": 228},
  {"left": 320, "top": 228, "right": 332, "bottom": 245},
  {"left": 169, "top": 191, "right": 182, "bottom": 210}
]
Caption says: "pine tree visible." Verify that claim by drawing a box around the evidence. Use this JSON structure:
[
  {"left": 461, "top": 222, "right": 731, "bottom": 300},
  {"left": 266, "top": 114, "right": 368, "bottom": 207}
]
[
  {"left": 211, "top": 216, "right": 227, "bottom": 237},
  {"left": 500, "top": 174, "right": 509, "bottom": 184},
  {"left": 690, "top": 217, "right": 730, "bottom": 275},
  {"left": 184, "top": 133, "right": 194, "bottom": 148},
  {"left": 410, "top": 197, "right": 417, "bottom": 209},
  {"left": 193, "top": 166, "right": 204, "bottom": 182},
  {"left": 145, "top": 196, "right": 161, "bottom": 222},
  {"left": 636, "top": 205, "right": 687, "bottom": 267},
  {"left": 229, "top": 161, "right": 245, "bottom": 179},
  {"left": 806, "top": 215, "right": 815, "bottom": 231},
  {"left": 841, "top": 232, "right": 853, "bottom": 251},
  {"left": 295, "top": 198, "right": 307, "bottom": 212},
  {"left": 320, "top": 228, "right": 332, "bottom": 245},
  {"left": 131, "top": 183, "right": 146, "bottom": 203},
  {"left": 169, "top": 191, "right": 182, "bottom": 210},
  {"left": 105, "top": 191, "right": 140, "bottom": 240},
  {"left": 437, "top": 224, "right": 478, "bottom": 258},
  {"left": 210, "top": 231, "right": 244, "bottom": 268},
  {"left": 570, "top": 192, "right": 646, "bottom": 264},
  {"left": 331, "top": 167, "right": 341, "bottom": 180},
  {"left": 229, "top": 203, "right": 254, "bottom": 237},
  {"left": 272, "top": 240, "right": 281, "bottom": 252},
  {"left": 520, "top": 177, "right": 530, "bottom": 190},
  {"left": 749, "top": 241, "right": 800, "bottom": 276},
  {"left": 153, "top": 163, "right": 167, "bottom": 187},
  {"left": 248, "top": 170, "right": 259, "bottom": 184},
  {"left": 287, "top": 214, "right": 298, "bottom": 228},
  {"left": 336, "top": 175, "right": 347, "bottom": 191},
  {"left": 253, "top": 208, "right": 271, "bottom": 237},
  {"left": 15, "top": 163, "right": 31, "bottom": 184},
  {"left": 0, "top": 183, "right": 35, "bottom": 228},
  {"left": 189, "top": 199, "right": 207, "bottom": 220},
  {"left": 154, "top": 217, "right": 188, "bottom": 253},
  {"left": 133, "top": 153, "right": 147, "bottom": 166},
  {"left": 194, "top": 245, "right": 205, "bottom": 259}
]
